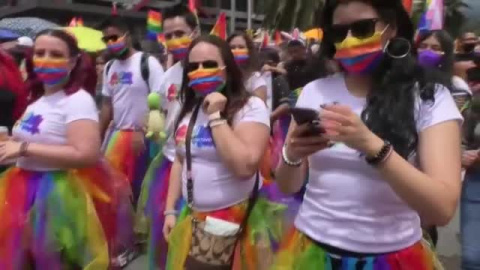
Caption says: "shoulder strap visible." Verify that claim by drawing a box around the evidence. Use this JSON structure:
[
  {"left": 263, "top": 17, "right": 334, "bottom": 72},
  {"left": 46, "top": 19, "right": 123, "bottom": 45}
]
[
  {"left": 185, "top": 102, "right": 203, "bottom": 208},
  {"left": 140, "top": 53, "right": 150, "bottom": 89},
  {"left": 105, "top": 60, "right": 114, "bottom": 77}
]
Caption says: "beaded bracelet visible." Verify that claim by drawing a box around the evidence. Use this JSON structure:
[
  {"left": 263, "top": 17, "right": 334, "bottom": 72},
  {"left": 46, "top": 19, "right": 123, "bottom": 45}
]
[{"left": 282, "top": 144, "right": 302, "bottom": 167}]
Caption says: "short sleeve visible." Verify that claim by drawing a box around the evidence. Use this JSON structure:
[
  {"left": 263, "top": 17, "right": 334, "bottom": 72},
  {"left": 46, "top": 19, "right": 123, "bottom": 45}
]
[
  {"left": 416, "top": 85, "right": 463, "bottom": 132},
  {"left": 233, "top": 96, "right": 270, "bottom": 128},
  {"left": 296, "top": 80, "right": 321, "bottom": 109},
  {"left": 101, "top": 61, "right": 112, "bottom": 97},
  {"left": 147, "top": 56, "right": 165, "bottom": 94},
  {"left": 251, "top": 73, "right": 267, "bottom": 91},
  {"left": 65, "top": 90, "right": 99, "bottom": 123}
]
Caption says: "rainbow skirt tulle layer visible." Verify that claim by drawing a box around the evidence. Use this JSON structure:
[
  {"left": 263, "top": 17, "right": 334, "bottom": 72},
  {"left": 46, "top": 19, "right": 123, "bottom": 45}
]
[
  {"left": 135, "top": 153, "right": 174, "bottom": 268},
  {"left": 103, "top": 129, "right": 158, "bottom": 202},
  {"left": 272, "top": 228, "right": 442, "bottom": 270},
  {"left": 166, "top": 198, "right": 286, "bottom": 270},
  {"left": 0, "top": 163, "right": 134, "bottom": 269}
]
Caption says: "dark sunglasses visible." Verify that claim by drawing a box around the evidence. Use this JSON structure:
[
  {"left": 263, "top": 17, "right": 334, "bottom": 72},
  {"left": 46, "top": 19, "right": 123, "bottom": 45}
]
[
  {"left": 329, "top": 18, "right": 379, "bottom": 43},
  {"left": 102, "top": 34, "right": 125, "bottom": 44},
  {"left": 187, "top": 60, "right": 220, "bottom": 72},
  {"left": 165, "top": 30, "right": 188, "bottom": 40}
]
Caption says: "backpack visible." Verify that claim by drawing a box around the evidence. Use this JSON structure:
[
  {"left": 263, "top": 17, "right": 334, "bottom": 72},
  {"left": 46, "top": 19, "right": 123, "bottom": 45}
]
[{"left": 105, "top": 53, "right": 151, "bottom": 90}]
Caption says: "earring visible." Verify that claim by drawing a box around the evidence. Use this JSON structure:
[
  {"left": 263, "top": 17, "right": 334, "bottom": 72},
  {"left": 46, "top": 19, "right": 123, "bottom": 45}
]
[{"left": 383, "top": 37, "right": 411, "bottom": 59}]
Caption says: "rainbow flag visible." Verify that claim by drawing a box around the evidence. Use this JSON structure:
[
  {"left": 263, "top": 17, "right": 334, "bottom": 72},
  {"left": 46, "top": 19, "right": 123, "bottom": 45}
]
[
  {"left": 418, "top": 0, "right": 444, "bottom": 32},
  {"left": 157, "top": 33, "right": 166, "bottom": 48},
  {"left": 147, "top": 10, "right": 162, "bottom": 41},
  {"left": 210, "top": 12, "right": 227, "bottom": 40}
]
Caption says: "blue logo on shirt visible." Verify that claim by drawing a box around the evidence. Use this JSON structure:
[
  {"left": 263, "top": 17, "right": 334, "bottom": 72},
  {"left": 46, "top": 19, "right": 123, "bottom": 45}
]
[{"left": 192, "top": 125, "right": 214, "bottom": 148}]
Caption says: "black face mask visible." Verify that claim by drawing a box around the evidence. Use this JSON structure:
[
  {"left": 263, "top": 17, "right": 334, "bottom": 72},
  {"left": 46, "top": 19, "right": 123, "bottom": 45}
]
[{"left": 463, "top": 43, "right": 476, "bottom": 53}]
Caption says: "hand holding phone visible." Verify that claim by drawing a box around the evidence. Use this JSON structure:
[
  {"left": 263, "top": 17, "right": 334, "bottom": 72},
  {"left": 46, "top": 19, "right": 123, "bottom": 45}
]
[{"left": 289, "top": 107, "right": 325, "bottom": 136}]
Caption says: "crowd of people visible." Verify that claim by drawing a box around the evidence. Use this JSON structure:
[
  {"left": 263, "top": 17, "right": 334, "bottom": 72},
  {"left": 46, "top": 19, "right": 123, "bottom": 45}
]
[{"left": 1, "top": 0, "right": 480, "bottom": 269}]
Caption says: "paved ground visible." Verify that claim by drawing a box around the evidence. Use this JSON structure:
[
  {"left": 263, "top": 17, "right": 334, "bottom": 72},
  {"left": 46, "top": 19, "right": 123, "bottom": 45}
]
[
  {"left": 127, "top": 208, "right": 463, "bottom": 270},
  {"left": 437, "top": 207, "right": 461, "bottom": 270}
]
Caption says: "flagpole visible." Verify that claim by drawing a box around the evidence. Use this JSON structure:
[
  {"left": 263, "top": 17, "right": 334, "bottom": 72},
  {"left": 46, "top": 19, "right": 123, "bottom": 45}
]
[
  {"left": 247, "top": 0, "right": 253, "bottom": 30},
  {"left": 230, "top": 0, "right": 236, "bottom": 34}
]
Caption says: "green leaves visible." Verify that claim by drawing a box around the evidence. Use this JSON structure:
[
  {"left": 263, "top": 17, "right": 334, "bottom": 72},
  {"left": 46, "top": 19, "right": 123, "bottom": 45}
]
[{"left": 262, "top": 0, "right": 324, "bottom": 31}]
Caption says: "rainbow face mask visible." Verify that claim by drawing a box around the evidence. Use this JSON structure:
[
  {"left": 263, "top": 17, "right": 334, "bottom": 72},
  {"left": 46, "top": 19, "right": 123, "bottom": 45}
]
[
  {"left": 107, "top": 35, "right": 128, "bottom": 56},
  {"left": 334, "top": 31, "right": 385, "bottom": 74},
  {"left": 188, "top": 68, "right": 225, "bottom": 97},
  {"left": 166, "top": 36, "right": 192, "bottom": 61},
  {"left": 33, "top": 57, "right": 70, "bottom": 86},
  {"left": 232, "top": 48, "right": 249, "bottom": 66}
]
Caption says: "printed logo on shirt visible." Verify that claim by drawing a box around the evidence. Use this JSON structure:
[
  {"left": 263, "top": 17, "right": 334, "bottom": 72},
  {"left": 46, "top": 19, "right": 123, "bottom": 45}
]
[
  {"left": 18, "top": 112, "right": 43, "bottom": 134},
  {"left": 175, "top": 124, "right": 187, "bottom": 145},
  {"left": 167, "top": 84, "right": 178, "bottom": 102},
  {"left": 175, "top": 124, "right": 214, "bottom": 148},
  {"left": 109, "top": 71, "right": 133, "bottom": 86}
]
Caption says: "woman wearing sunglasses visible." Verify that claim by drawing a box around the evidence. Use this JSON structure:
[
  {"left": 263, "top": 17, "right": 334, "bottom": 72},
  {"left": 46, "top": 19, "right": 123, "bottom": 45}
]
[
  {"left": 0, "top": 29, "right": 133, "bottom": 268},
  {"left": 274, "top": 0, "right": 462, "bottom": 269},
  {"left": 163, "top": 35, "right": 282, "bottom": 270},
  {"left": 227, "top": 33, "right": 268, "bottom": 103}
]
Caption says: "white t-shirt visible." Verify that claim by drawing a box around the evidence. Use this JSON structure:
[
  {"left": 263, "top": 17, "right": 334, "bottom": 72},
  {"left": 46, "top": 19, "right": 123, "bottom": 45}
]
[
  {"left": 262, "top": 72, "right": 274, "bottom": 113},
  {"left": 158, "top": 62, "right": 184, "bottom": 162},
  {"left": 245, "top": 72, "right": 267, "bottom": 95},
  {"left": 294, "top": 74, "right": 463, "bottom": 253},
  {"left": 13, "top": 90, "right": 98, "bottom": 171},
  {"left": 102, "top": 52, "right": 164, "bottom": 130},
  {"left": 175, "top": 97, "right": 269, "bottom": 211}
]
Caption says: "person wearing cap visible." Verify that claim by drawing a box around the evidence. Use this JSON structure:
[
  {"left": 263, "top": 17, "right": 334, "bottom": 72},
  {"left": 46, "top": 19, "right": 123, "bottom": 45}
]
[{"left": 273, "top": 0, "right": 461, "bottom": 268}]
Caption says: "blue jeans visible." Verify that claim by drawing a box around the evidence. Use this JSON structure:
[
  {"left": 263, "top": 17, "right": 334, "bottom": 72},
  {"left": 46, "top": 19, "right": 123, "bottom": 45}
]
[{"left": 462, "top": 169, "right": 480, "bottom": 269}]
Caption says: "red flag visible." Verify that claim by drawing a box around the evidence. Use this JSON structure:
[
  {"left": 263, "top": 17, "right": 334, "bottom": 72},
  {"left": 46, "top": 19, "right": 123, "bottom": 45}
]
[
  {"left": 261, "top": 31, "right": 270, "bottom": 49},
  {"left": 68, "top": 17, "right": 77, "bottom": 27},
  {"left": 188, "top": 0, "right": 200, "bottom": 24},
  {"left": 188, "top": 0, "right": 197, "bottom": 13},
  {"left": 112, "top": 2, "right": 118, "bottom": 15},
  {"left": 274, "top": 31, "right": 282, "bottom": 46},
  {"left": 76, "top": 17, "right": 84, "bottom": 26},
  {"left": 210, "top": 12, "right": 227, "bottom": 40},
  {"left": 402, "top": 0, "right": 413, "bottom": 14}
]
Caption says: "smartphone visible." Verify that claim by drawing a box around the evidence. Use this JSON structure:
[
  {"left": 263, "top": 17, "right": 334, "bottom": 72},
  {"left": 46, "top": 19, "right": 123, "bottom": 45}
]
[{"left": 289, "top": 107, "right": 325, "bottom": 136}]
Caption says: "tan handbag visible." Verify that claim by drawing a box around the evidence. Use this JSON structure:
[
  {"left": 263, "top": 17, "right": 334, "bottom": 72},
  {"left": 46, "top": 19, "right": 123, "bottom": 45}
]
[{"left": 183, "top": 103, "right": 259, "bottom": 270}]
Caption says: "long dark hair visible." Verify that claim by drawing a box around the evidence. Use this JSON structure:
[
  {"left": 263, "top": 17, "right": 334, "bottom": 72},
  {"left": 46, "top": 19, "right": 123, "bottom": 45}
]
[
  {"left": 227, "top": 32, "right": 260, "bottom": 79},
  {"left": 417, "top": 30, "right": 455, "bottom": 78},
  {"left": 175, "top": 35, "right": 250, "bottom": 131},
  {"left": 28, "top": 29, "right": 97, "bottom": 102},
  {"left": 321, "top": 0, "right": 441, "bottom": 159}
]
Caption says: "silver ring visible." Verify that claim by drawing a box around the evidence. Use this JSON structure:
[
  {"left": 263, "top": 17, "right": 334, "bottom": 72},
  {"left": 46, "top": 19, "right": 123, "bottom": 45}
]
[{"left": 383, "top": 38, "right": 411, "bottom": 59}]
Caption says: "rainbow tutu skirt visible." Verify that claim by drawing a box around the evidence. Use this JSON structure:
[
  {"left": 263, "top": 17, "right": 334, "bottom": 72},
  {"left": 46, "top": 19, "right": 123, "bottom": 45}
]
[
  {"left": 0, "top": 162, "right": 134, "bottom": 270},
  {"left": 103, "top": 129, "right": 158, "bottom": 203},
  {"left": 166, "top": 197, "right": 286, "bottom": 270},
  {"left": 272, "top": 228, "right": 443, "bottom": 270},
  {"left": 135, "top": 153, "right": 174, "bottom": 268}
]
